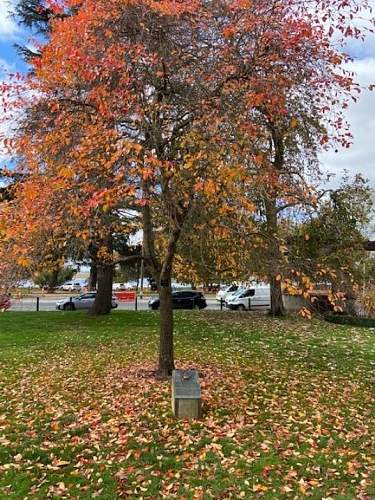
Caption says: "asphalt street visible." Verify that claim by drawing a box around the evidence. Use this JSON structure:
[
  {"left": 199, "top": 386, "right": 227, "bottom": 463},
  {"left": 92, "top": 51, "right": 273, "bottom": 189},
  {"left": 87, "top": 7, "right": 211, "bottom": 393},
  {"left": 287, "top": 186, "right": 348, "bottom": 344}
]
[{"left": 9, "top": 297, "right": 224, "bottom": 312}]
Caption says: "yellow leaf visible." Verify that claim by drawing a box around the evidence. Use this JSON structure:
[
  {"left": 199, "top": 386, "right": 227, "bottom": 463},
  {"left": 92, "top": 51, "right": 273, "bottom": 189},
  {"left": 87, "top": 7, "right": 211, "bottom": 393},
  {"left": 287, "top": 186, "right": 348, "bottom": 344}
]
[
  {"left": 291, "top": 117, "right": 299, "bottom": 128},
  {"left": 253, "top": 484, "right": 268, "bottom": 492}
]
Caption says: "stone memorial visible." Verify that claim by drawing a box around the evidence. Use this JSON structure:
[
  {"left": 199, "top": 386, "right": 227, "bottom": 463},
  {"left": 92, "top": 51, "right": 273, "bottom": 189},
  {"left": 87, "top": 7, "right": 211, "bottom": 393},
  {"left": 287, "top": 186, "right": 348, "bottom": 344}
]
[{"left": 171, "top": 369, "right": 201, "bottom": 419}]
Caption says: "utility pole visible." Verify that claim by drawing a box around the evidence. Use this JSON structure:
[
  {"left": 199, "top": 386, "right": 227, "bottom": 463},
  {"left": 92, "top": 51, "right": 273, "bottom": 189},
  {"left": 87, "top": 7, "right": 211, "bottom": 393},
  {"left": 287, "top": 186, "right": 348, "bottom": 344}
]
[{"left": 139, "top": 242, "right": 145, "bottom": 299}]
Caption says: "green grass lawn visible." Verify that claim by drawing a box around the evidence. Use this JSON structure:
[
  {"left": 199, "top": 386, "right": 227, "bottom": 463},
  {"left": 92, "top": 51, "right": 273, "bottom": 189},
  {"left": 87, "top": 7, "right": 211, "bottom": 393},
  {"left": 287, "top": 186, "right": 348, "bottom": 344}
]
[{"left": 0, "top": 311, "right": 374, "bottom": 499}]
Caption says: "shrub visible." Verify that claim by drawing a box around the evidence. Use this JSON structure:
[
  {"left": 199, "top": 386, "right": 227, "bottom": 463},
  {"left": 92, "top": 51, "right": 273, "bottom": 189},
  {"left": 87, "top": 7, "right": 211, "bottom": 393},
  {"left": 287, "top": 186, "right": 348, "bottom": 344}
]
[
  {"left": 357, "top": 288, "right": 375, "bottom": 318},
  {"left": 325, "top": 314, "right": 375, "bottom": 328}
]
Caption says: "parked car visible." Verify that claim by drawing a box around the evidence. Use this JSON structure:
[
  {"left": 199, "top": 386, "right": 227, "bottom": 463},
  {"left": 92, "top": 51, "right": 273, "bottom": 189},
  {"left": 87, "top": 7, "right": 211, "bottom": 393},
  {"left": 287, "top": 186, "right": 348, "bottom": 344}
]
[
  {"left": 113, "top": 283, "right": 126, "bottom": 291},
  {"left": 60, "top": 282, "right": 82, "bottom": 292},
  {"left": 56, "top": 292, "right": 118, "bottom": 311},
  {"left": 216, "top": 284, "right": 238, "bottom": 302},
  {"left": 225, "top": 286, "right": 270, "bottom": 310},
  {"left": 148, "top": 291, "right": 207, "bottom": 310},
  {"left": 148, "top": 278, "right": 158, "bottom": 291},
  {"left": 18, "top": 280, "right": 37, "bottom": 289}
]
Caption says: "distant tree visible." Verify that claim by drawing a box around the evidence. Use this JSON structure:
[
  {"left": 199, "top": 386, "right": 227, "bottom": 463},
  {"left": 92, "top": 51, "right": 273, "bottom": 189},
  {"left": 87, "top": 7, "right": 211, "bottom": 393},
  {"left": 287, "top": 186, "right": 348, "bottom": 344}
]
[
  {"left": 33, "top": 265, "right": 76, "bottom": 290},
  {"left": 288, "top": 174, "right": 374, "bottom": 312},
  {"left": 13, "top": 0, "right": 71, "bottom": 61}
]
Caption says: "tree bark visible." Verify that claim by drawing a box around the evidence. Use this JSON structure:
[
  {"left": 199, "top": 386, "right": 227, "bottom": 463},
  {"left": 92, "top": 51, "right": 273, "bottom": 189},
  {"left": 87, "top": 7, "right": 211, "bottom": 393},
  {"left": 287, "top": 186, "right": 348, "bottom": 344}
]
[
  {"left": 142, "top": 191, "right": 175, "bottom": 376},
  {"left": 157, "top": 229, "right": 180, "bottom": 376},
  {"left": 91, "top": 263, "right": 113, "bottom": 315},
  {"left": 141, "top": 179, "right": 187, "bottom": 376},
  {"left": 88, "top": 262, "right": 97, "bottom": 291},
  {"left": 265, "top": 197, "right": 286, "bottom": 317},
  {"left": 158, "top": 271, "right": 175, "bottom": 377},
  {"left": 270, "top": 275, "right": 285, "bottom": 316}
]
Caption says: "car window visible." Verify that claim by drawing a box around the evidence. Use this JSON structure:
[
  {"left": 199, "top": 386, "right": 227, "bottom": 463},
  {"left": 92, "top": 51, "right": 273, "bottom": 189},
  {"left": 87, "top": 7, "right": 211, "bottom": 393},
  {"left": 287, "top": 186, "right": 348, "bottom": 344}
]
[
  {"left": 242, "top": 289, "right": 255, "bottom": 298},
  {"left": 80, "top": 293, "right": 96, "bottom": 299}
]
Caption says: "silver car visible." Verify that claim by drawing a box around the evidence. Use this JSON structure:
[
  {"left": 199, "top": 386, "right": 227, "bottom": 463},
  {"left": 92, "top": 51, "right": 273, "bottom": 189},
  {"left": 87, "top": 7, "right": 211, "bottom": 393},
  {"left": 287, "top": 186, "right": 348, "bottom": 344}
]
[
  {"left": 60, "top": 282, "right": 82, "bottom": 292},
  {"left": 56, "top": 292, "right": 118, "bottom": 311}
]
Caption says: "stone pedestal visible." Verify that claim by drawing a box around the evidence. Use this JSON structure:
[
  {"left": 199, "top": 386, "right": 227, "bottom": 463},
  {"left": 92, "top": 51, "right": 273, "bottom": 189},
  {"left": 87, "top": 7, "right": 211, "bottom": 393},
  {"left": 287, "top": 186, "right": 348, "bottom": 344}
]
[{"left": 172, "top": 369, "right": 201, "bottom": 419}]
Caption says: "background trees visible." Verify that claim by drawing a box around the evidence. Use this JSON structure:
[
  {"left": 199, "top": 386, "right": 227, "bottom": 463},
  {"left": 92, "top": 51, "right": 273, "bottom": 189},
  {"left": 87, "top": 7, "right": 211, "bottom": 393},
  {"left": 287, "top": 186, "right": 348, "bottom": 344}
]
[
  {"left": 33, "top": 266, "right": 76, "bottom": 290},
  {"left": 288, "top": 174, "right": 374, "bottom": 311}
]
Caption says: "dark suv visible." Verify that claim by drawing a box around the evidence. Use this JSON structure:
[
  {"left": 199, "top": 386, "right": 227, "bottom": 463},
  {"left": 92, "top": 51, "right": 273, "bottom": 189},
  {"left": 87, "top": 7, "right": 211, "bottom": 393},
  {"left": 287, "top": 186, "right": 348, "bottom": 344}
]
[{"left": 148, "top": 291, "right": 207, "bottom": 310}]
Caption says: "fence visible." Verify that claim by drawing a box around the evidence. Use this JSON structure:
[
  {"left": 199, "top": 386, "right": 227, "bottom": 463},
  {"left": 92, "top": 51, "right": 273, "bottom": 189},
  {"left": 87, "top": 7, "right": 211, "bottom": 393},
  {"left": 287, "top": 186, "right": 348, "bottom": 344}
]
[{"left": 8, "top": 296, "right": 270, "bottom": 312}]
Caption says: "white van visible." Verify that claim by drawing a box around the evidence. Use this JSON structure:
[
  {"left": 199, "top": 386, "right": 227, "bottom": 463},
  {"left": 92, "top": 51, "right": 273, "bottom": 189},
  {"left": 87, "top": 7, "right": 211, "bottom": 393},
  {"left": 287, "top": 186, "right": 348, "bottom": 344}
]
[
  {"left": 224, "top": 286, "right": 246, "bottom": 304},
  {"left": 226, "top": 285, "right": 270, "bottom": 310},
  {"left": 216, "top": 284, "right": 238, "bottom": 302}
]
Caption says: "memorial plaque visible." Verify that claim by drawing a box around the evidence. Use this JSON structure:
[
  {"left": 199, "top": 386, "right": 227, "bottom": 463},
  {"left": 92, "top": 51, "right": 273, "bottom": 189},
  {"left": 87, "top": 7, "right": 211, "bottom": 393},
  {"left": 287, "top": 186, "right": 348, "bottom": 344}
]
[{"left": 172, "top": 369, "right": 201, "bottom": 419}]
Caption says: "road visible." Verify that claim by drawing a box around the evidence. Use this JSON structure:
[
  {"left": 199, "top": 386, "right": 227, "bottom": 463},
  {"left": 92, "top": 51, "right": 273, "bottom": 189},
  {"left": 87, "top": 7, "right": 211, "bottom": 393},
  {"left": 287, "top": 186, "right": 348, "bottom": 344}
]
[{"left": 9, "top": 297, "right": 224, "bottom": 312}]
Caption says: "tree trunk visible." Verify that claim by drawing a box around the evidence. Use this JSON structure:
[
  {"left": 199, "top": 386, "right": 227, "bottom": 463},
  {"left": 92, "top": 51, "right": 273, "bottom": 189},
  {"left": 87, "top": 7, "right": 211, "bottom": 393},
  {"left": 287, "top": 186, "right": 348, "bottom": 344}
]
[
  {"left": 141, "top": 180, "right": 187, "bottom": 376},
  {"left": 156, "top": 226, "right": 181, "bottom": 376},
  {"left": 158, "top": 271, "right": 175, "bottom": 377},
  {"left": 265, "top": 197, "right": 286, "bottom": 317},
  {"left": 88, "top": 262, "right": 97, "bottom": 291},
  {"left": 91, "top": 263, "right": 113, "bottom": 315},
  {"left": 270, "top": 275, "right": 285, "bottom": 316}
]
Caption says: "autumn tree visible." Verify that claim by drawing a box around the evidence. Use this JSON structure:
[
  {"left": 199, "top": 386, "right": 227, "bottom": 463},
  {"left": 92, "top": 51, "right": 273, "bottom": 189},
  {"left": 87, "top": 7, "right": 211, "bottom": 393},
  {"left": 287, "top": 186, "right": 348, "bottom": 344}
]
[
  {"left": 5, "top": 0, "right": 255, "bottom": 374},
  {"left": 0, "top": 216, "right": 28, "bottom": 306},
  {"left": 12, "top": 0, "right": 120, "bottom": 305},
  {"left": 219, "top": 0, "right": 374, "bottom": 315}
]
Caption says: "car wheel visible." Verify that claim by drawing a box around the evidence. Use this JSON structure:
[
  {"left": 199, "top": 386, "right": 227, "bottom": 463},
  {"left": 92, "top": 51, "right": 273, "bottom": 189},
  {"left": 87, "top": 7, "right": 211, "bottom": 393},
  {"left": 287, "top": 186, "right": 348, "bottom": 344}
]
[
  {"left": 63, "top": 302, "right": 75, "bottom": 311},
  {"left": 152, "top": 304, "right": 159, "bottom": 310},
  {"left": 237, "top": 304, "right": 246, "bottom": 311}
]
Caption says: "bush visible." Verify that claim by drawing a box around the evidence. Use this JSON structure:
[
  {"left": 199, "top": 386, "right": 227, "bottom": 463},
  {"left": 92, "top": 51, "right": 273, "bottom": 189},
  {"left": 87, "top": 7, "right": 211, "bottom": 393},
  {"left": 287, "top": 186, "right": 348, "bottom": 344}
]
[
  {"left": 357, "top": 288, "right": 375, "bottom": 318},
  {"left": 325, "top": 313, "right": 375, "bottom": 328}
]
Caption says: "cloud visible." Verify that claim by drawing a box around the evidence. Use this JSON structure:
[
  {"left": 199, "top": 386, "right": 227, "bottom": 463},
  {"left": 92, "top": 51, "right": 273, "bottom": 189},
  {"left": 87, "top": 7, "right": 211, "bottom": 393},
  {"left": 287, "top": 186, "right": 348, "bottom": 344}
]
[
  {"left": 0, "top": 0, "right": 19, "bottom": 41},
  {"left": 320, "top": 57, "right": 375, "bottom": 188}
]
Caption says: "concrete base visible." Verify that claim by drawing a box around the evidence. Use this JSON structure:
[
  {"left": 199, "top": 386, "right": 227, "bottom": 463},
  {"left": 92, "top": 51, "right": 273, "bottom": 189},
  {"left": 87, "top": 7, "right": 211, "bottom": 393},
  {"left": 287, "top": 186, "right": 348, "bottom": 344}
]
[{"left": 173, "top": 397, "right": 202, "bottom": 419}]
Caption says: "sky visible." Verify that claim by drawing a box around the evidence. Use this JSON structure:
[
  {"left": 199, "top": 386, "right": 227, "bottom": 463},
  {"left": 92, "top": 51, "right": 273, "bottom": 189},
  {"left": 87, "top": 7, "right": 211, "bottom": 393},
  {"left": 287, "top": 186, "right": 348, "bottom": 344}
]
[{"left": 0, "top": 0, "right": 374, "bottom": 189}]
